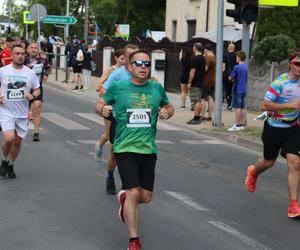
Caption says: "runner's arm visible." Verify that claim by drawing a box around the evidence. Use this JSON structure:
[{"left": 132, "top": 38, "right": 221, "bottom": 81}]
[
  {"left": 262, "top": 100, "right": 300, "bottom": 112},
  {"left": 159, "top": 104, "right": 174, "bottom": 120},
  {"left": 95, "top": 99, "right": 112, "bottom": 118}
]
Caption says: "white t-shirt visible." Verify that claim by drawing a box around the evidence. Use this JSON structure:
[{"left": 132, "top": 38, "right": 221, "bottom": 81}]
[{"left": 0, "top": 64, "right": 40, "bottom": 118}]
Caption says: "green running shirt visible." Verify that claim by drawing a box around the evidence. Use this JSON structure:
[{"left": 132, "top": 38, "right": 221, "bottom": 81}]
[{"left": 104, "top": 80, "right": 170, "bottom": 154}]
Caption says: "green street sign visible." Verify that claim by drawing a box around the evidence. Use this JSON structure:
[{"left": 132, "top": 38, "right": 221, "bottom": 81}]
[
  {"left": 259, "top": 0, "right": 299, "bottom": 6},
  {"left": 43, "top": 15, "right": 77, "bottom": 25}
]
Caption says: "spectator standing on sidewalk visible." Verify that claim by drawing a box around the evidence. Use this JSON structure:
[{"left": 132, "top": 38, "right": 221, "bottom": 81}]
[
  {"left": 186, "top": 42, "right": 206, "bottom": 125},
  {"left": 245, "top": 51, "right": 300, "bottom": 219},
  {"left": 63, "top": 36, "right": 74, "bottom": 83},
  {"left": 201, "top": 44, "right": 216, "bottom": 122},
  {"left": 179, "top": 48, "right": 192, "bottom": 109},
  {"left": 70, "top": 40, "right": 83, "bottom": 90},
  {"left": 227, "top": 51, "right": 248, "bottom": 131},
  {"left": 82, "top": 45, "right": 92, "bottom": 90},
  {"left": 223, "top": 43, "right": 237, "bottom": 110}
]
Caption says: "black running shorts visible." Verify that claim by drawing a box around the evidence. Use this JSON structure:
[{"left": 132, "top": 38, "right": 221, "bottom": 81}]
[
  {"left": 114, "top": 152, "right": 157, "bottom": 191},
  {"left": 262, "top": 121, "right": 300, "bottom": 160},
  {"left": 30, "top": 86, "right": 43, "bottom": 103}
]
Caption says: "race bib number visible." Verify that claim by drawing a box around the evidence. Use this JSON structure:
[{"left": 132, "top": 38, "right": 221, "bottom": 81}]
[
  {"left": 7, "top": 89, "right": 25, "bottom": 101},
  {"left": 127, "top": 108, "right": 151, "bottom": 128},
  {"left": 32, "top": 64, "right": 43, "bottom": 74}
]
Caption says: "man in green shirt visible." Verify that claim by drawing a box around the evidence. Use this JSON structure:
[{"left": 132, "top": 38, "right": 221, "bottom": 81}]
[{"left": 96, "top": 49, "right": 174, "bottom": 250}]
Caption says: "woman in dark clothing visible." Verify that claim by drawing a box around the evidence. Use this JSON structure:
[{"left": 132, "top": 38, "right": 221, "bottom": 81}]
[
  {"left": 82, "top": 45, "right": 92, "bottom": 90},
  {"left": 179, "top": 48, "right": 192, "bottom": 109}
]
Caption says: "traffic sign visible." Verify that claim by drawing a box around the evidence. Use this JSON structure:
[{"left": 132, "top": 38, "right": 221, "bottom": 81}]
[
  {"left": 43, "top": 15, "right": 77, "bottom": 25},
  {"left": 30, "top": 3, "right": 47, "bottom": 21},
  {"left": 23, "top": 11, "right": 35, "bottom": 24},
  {"left": 259, "top": 0, "right": 299, "bottom": 6}
]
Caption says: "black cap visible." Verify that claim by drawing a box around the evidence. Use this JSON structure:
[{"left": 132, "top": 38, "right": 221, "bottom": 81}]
[{"left": 6, "top": 36, "right": 15, "bottom": 42}]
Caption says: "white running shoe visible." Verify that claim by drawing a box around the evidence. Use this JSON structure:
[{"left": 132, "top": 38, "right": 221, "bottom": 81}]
[{"left": 227, "top": 124, "right": 245, "bottom": 131}]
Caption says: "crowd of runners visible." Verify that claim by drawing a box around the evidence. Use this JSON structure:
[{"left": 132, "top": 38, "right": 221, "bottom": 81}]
[{"left": 0, "top": 34, "right": 300, "bottom": 250}]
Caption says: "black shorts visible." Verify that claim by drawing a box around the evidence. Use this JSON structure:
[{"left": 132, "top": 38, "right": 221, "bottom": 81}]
[
  {"left": 115, "top": 153, "right": 157, "bottom": 191},
  {"left": 262, "top": 121, "right": 300, "bottom": 160},
  {"left": 73, "top": 64, "right": 82, "bottom": 73},
  {"left": 109, "top": 116, "right": 116, "bottom": 144},
  {"left": 30, "top": 86, "right": 43, "bottom": 104},
  {"left": 202, "top": 87, "right": 215, "bottom": 99}
]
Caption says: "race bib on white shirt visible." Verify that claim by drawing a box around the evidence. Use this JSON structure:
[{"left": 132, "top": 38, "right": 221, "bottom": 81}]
[
  {"left": 32, "top": 64, "right": 43, "bottom": 74},
  {"left": 7, "top": 89, "right": 25, "bottom": 101},
  {"left": 127, "top": 108, "right": 151, "bottom": 127}
]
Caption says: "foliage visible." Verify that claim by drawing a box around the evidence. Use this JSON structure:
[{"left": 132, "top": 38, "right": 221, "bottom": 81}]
[
  {"left": 252, "top": 34, "right": 296, "bottom": 64},
  {"left": 91, "top": 0, "right": 165, "bottom": 38},
  {"left": 5, "top": 0, "right": 165, "bottom": 41},
  {"left": 257, "top": 6, "right": 300, "bottom": 48}
]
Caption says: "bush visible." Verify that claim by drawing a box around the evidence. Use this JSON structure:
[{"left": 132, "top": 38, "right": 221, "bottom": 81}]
[{"left": 252, "top": 34, "right": 296, "bottom": 64}]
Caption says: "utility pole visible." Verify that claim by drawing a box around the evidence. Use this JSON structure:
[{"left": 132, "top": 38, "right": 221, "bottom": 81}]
[
  {"left": 84, "top": 0, "right": 89, "bottom": 42},
  {"left": 213, "top": 0, "right": 225, "bottom": 128},
  {"left": 64, "top": 0, "right": 70, "bottom": 40}
]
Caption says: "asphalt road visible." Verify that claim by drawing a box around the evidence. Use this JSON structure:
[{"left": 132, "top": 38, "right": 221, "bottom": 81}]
[{"left": 0, "top": 85, "right": 299, "bottom": 250}]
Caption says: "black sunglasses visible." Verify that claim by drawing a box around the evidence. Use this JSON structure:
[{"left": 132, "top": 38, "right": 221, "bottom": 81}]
[
  {"left": 131, "top": 60, "right": 151, "bottom": 68},
  {"left": 290, "top": 61, "right": 300, "bottom": 67}
]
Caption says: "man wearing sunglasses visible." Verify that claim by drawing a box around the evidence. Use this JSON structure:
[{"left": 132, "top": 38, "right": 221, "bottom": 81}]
[
  {"left": 96, "top": 50, "right": 174, "bottom": 250},
  {"left": 245, "top": 51, "right": 300, "bottom": 218}
]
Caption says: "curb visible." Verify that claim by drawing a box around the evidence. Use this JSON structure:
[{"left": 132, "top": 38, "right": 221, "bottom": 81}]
[{"left": 45, "top": 80, "right": 263, "bottom": 153}]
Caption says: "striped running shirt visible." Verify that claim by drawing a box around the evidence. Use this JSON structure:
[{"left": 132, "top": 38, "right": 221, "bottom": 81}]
[{"left": 264, "top": 73, "right": 300, "bottom": 128}]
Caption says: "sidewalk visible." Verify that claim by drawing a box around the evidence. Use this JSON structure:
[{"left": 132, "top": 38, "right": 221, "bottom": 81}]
[{"left": 46, "top": 70, "right": 264, "bottom": 151}]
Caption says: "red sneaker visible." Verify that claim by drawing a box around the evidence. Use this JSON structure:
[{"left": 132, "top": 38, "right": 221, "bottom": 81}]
[
  {"left": 118, "top": 190, "right": 126, "bottom": 223},
  {"left": 288, "top": 204, "right": 300, "bottom": 218},
  {"left": 127, "top": 239, "right": 142, "bottom": 250},
  {"left": 245, "top": 165, "right": 257, "bottom": 193}
]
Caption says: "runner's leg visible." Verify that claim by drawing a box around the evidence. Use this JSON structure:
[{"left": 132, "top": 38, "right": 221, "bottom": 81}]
[
  {"left": 33, "top": 100, "right": 42, "bottom": 134},
  {"left": 286, "top": 153, "right": 300, "bottom": 201}
]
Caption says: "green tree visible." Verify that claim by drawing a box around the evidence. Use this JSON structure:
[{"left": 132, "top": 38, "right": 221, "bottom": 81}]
[{"left": 257, "top": 6, "right": 300, "bottom": 48}]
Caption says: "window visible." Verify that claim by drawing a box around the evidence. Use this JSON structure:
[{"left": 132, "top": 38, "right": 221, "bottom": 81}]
[
  {"left": 187, "top": 19, "right": 196, "bottom": 40},
  {"left": 172, "top": 20, "right": 177, "bottom": 41}
]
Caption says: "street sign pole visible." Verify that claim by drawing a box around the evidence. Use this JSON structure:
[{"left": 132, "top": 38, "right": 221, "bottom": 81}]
[
  {"left": 37, "top": 5, "right": 41, "bottom": 49},
  {"left": 65, "top": 0, "right": 70, "bottom": 40},
  {"left": 214, "top": 0, "right": 225, "bottom": 128}
]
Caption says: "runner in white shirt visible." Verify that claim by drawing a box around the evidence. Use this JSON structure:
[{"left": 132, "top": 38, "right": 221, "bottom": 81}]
[{"left": 0, "top": 45, "right": 40, "bottom": 179}]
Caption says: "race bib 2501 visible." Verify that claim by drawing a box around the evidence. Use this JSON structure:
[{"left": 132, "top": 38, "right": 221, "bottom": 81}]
[
  {"left": 7, "top": 89, "right": 25, "bottom": 101},
  {"left": 127, "top": 108, "right": 151, "bottom": 128}
]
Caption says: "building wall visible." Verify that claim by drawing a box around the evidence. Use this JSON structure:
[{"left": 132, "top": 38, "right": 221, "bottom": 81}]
[{"left": 165, "top": 0, "right": 241, "bottom": 42}]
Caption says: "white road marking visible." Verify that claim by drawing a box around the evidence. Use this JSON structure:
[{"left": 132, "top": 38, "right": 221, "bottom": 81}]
[
  {"left": 208, "top": 221, "right": 272, "bottom": 250},
  {"left": 66, "top": 140, "right": 78, "bottom": 146},
  {"left": 164, "top": 191, "right": 212, "bottom": 212},
  {"left": 42, "top": 113, "right": 90, "bottom": 130},
  {"left": 157, "top": 121, "right": 180, "bottom": 131},
  {"left": 75, "top": 113, "right": 104, "bottom": 126},
  {"left": 181, "top": 140, "right": 225, "bottom": 145},
  {"left": 156, "top": 140, "right": 174, "bottom": 144},
  {"left": 77, "top": 140, "right": 98, "bottom": 144}
]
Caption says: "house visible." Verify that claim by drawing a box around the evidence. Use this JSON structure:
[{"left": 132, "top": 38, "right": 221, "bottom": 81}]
[{"left": 165, "top": 0, "right": 242, "bottom": 42}]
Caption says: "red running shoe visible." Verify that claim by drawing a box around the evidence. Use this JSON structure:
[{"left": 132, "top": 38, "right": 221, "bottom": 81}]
[
  {"left": 245, "top": 165, "right": 257, "bottom": 193},
  {"left": 118, "top": 190, "right": 126, "bottom": 223},
  {"left": 288, "top": 204, "right": 300, "bottom": 218},
  {"left": 127, "top": 239, "right": 142, "bottom": 250}
]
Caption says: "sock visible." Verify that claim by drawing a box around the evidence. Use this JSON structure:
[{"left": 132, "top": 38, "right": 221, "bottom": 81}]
[
  {"left": 107, "top": 170, "right": 114, "bottom": 180},
  {"left": 237, "top": 124, "right": 244, "bottom": 127},
  {"left": 129, "top": 237, "right": 139, "bottom": 243},
  {"left": 2, "top": 156, "right": 9, "bottom": 162},
  {"left": 9, "top": 159, "right": 14, "bottom": 166},
  {"left": 290, "top": 200, "right": 298, "bottom": 206},
  {"left": 194, "top": 116, "right": 200, "bottom": 120}
]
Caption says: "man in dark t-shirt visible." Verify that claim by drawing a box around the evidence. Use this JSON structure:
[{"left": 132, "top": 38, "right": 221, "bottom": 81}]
[
  {"left": 223, "top": 43, "right": 237, "bottom": 110},
  {"left": 186, "top": 42, "right": 206, "bottom": 124}
]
